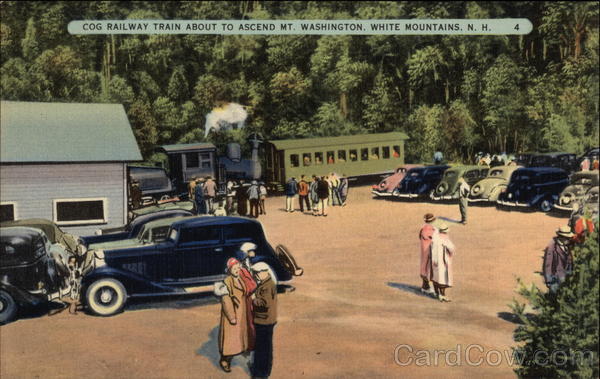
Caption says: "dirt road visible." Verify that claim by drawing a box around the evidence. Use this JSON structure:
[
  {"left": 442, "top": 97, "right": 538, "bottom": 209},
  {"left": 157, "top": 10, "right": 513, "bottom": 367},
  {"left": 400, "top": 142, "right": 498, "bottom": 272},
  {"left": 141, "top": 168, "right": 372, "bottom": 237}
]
[{"left": 0, "top": 186, "right": 565, "bottom": 378}]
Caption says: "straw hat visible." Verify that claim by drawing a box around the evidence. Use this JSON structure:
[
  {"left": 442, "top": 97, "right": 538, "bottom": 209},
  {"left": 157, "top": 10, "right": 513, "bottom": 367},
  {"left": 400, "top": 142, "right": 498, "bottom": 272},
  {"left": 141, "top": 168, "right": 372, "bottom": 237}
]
[
  {"left": 424, "top": 213, "right": 436, "bottom": 223},
  {"left": 556, "top": 225, "right": 574, "bottom": 238},
  {"left": 438, "top": 222, "right": 449, "bottom": 233}
]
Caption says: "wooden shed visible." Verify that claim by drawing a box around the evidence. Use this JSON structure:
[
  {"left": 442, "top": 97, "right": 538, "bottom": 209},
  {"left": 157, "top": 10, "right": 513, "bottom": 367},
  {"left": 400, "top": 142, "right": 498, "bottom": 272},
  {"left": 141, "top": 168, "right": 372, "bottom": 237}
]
[{"left": 0, "top": 101, "right": 142, "bottom": 235}]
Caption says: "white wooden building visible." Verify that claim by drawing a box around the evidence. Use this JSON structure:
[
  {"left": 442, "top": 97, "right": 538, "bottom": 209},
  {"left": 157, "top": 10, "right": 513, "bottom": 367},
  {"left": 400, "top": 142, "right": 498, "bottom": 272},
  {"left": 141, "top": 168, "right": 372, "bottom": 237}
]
[{"left": 0, "top": 101, "right": 142, "bottom": 236}]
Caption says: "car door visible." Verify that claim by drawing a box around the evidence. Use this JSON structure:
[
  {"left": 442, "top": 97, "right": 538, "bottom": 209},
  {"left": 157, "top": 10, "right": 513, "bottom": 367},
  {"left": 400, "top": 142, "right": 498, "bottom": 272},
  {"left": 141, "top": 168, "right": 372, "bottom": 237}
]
[{"left": 175, "top": 226, "right": 222, "bottom": 280}]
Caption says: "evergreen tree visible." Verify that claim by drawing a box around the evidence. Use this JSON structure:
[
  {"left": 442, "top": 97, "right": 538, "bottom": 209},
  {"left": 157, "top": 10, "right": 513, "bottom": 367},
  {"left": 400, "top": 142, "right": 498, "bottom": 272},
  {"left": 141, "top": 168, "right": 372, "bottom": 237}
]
[{"left": 511, "top": 227, "right": 599, "bottom": 378}]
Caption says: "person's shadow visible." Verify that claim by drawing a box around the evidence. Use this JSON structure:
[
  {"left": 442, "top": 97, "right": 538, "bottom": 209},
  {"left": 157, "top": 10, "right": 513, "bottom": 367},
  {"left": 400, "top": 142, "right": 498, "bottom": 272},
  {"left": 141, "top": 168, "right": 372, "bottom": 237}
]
[
  {"left": 196, "top": 326, "right": 252, "bottom": 376},
  {"left": 387, "top": 282, "right": 437, "bottom": 300}
]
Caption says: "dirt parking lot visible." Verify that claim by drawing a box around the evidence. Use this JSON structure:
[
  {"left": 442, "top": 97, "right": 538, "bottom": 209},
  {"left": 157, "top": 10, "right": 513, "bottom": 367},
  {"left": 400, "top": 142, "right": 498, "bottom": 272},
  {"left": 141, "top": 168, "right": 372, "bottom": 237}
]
[{"left": 0, "top": 185, "right": 566, "bottom": 378}]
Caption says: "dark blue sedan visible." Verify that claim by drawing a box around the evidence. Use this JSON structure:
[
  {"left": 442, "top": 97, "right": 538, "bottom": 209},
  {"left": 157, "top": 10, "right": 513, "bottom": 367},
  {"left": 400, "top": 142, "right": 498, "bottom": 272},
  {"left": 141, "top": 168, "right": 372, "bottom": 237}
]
[
  {"left": 497, "top": 167, "right": 569, "bottom": 212},
  {"left": 82, "top": 216, "right": 301, "bottom": 316},
  {"left": 393, "top": 165, "right": 449, "bottom": 198}
]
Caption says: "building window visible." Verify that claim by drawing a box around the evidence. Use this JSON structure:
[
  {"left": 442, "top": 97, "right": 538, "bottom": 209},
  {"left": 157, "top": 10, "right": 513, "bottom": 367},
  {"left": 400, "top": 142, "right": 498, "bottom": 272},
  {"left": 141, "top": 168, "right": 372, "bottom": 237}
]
[
  {"left": 338, "top": 150, "right": 346, "bottom": 162},
  {"left": 0, "top": 203, "right": 16, "bottom": 222},
  {"left": 349, "top": 149, "right": 358, "bottom": 162},
  {"left": 186, "top": 152, "right": 200, "bottom": 168},
  {"left": 371, "top": 147, "right": 380, "bottom": 160},
  {"left": 327, "top": 151, "right": 335, "bottom": 164},
  {"left": 393, "top": 145, "right": 401, "bottom": 158},
  {"left": 200, "top": 152, "right": 212, "bottom": 168},
  {"left": 53, "top": 198, "right": 107, "bottom": 225},
  {"left": 290, "top": 154, "right": 299, "bottom": 168},
  {"left": 361, "top": 148, "right": 369, "bottom": 161},
  {"left": 315, "top": 152, "right": 323, "bottom": 165},
  {"left": 303, "top": 153, "right": 312, "bottom": 166},
  {"left": 382, "top": 146, "right": 390, "bottom": 159}
]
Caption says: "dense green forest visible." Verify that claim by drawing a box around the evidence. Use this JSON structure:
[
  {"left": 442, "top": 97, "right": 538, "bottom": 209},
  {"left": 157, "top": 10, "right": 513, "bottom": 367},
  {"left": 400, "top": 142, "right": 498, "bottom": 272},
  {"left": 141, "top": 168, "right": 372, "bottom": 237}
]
[{"left": 1, "top": 1, "right": 598, "bottom": 162}]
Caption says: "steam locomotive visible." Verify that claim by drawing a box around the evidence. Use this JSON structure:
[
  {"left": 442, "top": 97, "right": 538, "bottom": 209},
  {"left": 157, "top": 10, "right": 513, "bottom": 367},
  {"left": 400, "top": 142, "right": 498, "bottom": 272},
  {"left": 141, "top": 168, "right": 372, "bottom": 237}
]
[{"left": 129, "top": 134, "right": 263, "bottom": 202}]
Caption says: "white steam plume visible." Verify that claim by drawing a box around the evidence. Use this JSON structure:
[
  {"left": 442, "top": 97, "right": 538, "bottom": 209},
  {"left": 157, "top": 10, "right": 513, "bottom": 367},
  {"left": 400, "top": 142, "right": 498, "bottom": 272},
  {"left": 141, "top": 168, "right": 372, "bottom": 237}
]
[{"left": 204, "top": 103, "right": 248, "bottom": 137}]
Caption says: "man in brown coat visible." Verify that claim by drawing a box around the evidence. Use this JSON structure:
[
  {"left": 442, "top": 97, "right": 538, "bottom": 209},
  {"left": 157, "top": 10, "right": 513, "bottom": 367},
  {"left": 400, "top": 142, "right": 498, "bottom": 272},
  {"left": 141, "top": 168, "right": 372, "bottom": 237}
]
[{"left": 251, "top": 262, "right": 278, "bottom": 378}]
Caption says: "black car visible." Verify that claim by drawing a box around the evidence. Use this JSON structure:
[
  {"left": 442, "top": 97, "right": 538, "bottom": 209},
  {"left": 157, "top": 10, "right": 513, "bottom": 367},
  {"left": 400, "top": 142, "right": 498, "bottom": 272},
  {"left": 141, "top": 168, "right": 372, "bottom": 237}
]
[
  {"left": 0, "top": 227, "right": 65, "bottom": 323},
  {"left": 82, "top": 216, "right": 302, "bottom": 316},
  {"left": 497, "top": 167, "right": 570, "bottom": 212},
  {"left": 529, "top": 153, "right": 579, "bottom": 173},
  {"left": 86, "top": 209, "right": 194, "bottom": 244},
  {"left": 393, "top": 165, "right": 449, "bottom": 198}
]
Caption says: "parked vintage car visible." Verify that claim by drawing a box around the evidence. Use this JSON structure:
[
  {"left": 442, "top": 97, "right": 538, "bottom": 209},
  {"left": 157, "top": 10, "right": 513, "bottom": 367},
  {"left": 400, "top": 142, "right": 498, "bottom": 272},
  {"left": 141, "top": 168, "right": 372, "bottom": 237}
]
[
  {"left": 87, "top": 209, "right": 193, "bottom": 243},
  {"left": 554, "top": 171, "right": 599, "bottom": 212},
  {"left": 371, "top": 165, "right": 422, "bottom": 197},
  {"left": 0, "top": 227, "right": 68, "bottom": 323},
  {"left": 1, "top": 218, "right": 81, "bottom": 255},
  {"left": 529, "top": 152, "right": 579, "bottom": 173},
  {"left": 469, "top": 165, "right": 522, "bottom": 203},
  {"left": 497, "top": 167, "right": 569, "bottom": 212},
  {"left": 129, "top": 200, "right": 195, "bottom": 220},
  {"left": 393, "top": 165, "right": 450, "bottom": 198},
  {"left": 82, "top": 216, "right": 303, "bottom": 316},
  {"left": 430, "top": 165, "right": 489, "bottom": 200},
  {"left": 87, "top": 216, "right": 192, "bottom": 251}
]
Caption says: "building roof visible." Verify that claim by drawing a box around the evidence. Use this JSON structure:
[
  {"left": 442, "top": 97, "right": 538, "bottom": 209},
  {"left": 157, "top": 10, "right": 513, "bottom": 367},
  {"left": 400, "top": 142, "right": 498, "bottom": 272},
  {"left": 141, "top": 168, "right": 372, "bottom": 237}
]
[
  {"left": 0, "top": 101, "right": 142, "bottom": 163},
  {"left": 268, "top": 132, "right": 409, "bottom": 151},
  {"left": 159, "top": 142, "right": 216, "bottom": 153}
]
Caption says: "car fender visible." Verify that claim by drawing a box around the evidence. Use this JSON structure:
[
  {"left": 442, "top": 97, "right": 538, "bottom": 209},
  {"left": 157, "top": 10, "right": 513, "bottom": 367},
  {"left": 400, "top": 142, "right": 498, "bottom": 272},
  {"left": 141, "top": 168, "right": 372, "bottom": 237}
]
[
  {"left": 530, "top": 193, "right": 555, "bottom": 207},
  {"left": 0, "top": 282, "right": 45, "bottom": 308},
  {"left": 81, "top": 266, "right": 172, "bottom": 296}
]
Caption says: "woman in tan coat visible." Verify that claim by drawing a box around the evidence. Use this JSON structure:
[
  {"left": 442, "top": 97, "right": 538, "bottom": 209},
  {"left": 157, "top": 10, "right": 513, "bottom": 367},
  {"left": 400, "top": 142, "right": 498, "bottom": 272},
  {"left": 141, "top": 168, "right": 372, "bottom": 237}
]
[{"left": 218, "top": 258, "right": 255, "bottom": 372}]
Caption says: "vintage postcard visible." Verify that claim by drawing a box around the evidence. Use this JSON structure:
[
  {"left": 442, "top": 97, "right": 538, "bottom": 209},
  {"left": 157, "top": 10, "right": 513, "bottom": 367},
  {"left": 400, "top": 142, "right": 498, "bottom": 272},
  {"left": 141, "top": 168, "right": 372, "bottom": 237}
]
[{"left": 1, "top": 1, "right": 598, "bottom": 378}]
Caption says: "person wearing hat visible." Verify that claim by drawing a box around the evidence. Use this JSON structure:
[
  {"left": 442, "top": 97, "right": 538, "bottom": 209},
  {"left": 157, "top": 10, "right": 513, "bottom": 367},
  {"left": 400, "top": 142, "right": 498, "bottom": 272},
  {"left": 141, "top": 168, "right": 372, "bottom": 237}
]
[
  {"left": 457, "top": 177, "right": 470, "bottom": 225},
  {"left": 237, "top": 242, "right": 258, "bottom": 272},
  {"left": 430, "top": 222, "right": 456, "bottom": 302},
  {"left": 130, "top": 180, "right": 142, "bottom": 210},
  {"left": 218, "top": 258, "right": 256, "bottom": 373},
  {"left": 285, "top": 177, "right": 298, "bottom": 213},
  {"left": 194, "top": 177, "right": 207, "bottom": 215},
  {"left": 188, "top": 176, "right": 198, "bottom": 200},
  {"left": 247, "top": 180, "right": 260, "bottom": 218},
  {"left": 258, "top": 181, "right": 268, "bottom": 215},
  {"left": 204, "top": 176, "right": 217, "bottom": 213},
  {"left": 419, "top": 213, "right": 437, "bottom": 295},
  {"left": 543, "top": 226, "right": 574, "bottom": 293},
  {"left": 250, "top": 262, "right": 278, "bottom": 378}
]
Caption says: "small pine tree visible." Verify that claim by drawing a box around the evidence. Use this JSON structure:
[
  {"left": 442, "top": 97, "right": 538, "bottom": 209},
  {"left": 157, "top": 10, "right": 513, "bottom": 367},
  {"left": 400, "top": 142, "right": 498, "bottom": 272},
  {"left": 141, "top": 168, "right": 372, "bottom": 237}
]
[
  {"left": 21, "top": 18, "right": 39, "bottom": 61},
  {"left": 511, "top": 226, "right": 599, "bottom": 378}
]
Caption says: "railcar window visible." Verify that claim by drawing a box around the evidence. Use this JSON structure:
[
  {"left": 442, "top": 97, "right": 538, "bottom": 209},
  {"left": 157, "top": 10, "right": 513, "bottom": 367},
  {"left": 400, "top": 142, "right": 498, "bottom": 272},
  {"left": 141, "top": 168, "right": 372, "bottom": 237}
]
[
  {"left": 338, "top": 150, "right": 346, "bottom": 162},
  {"left": 200, "top": 153, "right": 212, "bottom": 168},
  {"left": 290, "top": 154, "right": 299, "bottom": 168},
  {"left": 393, "top": 146, "right": 401, "bottom": 158},
  {"left": 315, "top": 152, "right": 323, "bottom": 165},
  {"left": 349, "top": 149, "right": 358, "bottom": 162},
  {"left": 361, "top": 148, "right": 369, "bottom": 161},
  {"left": 371, "top": 147, "right": 380, "bottom": 160},
  {"left": 186, "top": 153, "right": 200, "bottom": 168},
  {"left": 327, "top": 151, "right": 335, "bottom": 164},
  {"left": 382, "top": 146, "right": 390, "bottom": 159},
  {"left": 303, "top": 153, "right": 312, "bottom": 166}
]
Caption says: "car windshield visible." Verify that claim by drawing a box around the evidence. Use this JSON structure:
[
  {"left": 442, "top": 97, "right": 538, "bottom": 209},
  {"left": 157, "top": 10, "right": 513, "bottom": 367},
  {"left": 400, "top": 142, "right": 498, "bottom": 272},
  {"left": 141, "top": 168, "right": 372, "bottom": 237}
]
[
  {"left": 408, "top": 169, "right": 424, "bottom": 177},
  {"left": 513, "top": 174, "right": 530, "bottom": 183},
  {"left": 489, "top": 169, "right": 504, "bottom": 177},
  {"left": 444, "top": 171, "right": 457, "bottom": 178}
]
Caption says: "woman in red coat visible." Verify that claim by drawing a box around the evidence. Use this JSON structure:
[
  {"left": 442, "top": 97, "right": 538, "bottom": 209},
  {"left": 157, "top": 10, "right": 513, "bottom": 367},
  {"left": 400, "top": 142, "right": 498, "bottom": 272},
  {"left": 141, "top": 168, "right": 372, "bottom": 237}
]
[{"left": 419, "top": 213, "right": 437, "bottom": 295}]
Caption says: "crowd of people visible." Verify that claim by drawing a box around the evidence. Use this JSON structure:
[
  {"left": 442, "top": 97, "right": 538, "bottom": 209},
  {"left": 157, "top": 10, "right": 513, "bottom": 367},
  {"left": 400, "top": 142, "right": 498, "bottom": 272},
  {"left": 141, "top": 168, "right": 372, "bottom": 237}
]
[
  {"left": 213, "top": 243, "right": 278, "bottom": 377},
  {"left": 284, "top": 173, "right": 349, "bottom": 217},
  {"left": 189, "top": 177, "right": 269, "bottom": 219}
]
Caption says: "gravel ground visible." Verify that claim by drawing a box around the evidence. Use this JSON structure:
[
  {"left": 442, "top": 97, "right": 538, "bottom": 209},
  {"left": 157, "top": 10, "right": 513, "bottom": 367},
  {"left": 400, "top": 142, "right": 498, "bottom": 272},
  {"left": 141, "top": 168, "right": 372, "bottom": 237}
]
[{"left": 0, "top": 185, "right": 567, "bottom": 378}]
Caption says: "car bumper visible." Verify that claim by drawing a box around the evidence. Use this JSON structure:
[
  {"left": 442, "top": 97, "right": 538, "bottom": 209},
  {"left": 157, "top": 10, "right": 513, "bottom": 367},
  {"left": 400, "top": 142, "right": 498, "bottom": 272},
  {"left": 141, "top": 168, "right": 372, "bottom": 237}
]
[
  {"left": 468, "top": 197, "right": 490, "bottom": 203},
  {"left": 430, "top": 194, "right": 456, "bottom": 201},
  {"left": 553, "top": 204, "right": 574, "bottom": 212},
  {"left": 372, "top": 190, "right": 393, "bottom": 197},
  {"left": 393, "top": 192, "right": 421, "bottom": 198},
  {"left": 497, "top": 200, "right": 530, "bottom": 208}
]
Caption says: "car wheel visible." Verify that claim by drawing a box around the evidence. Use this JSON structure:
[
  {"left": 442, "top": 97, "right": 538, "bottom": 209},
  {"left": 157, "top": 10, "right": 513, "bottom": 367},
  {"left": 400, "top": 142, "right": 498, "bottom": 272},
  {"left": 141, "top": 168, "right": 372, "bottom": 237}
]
[
  {"left": 275, "top": 245, "right": 304, "bottom": 277},
  {"left": 0, "top": 290, "right": 17, "bottom": 324},
  {"left": 85, "top": 278, "right": 127, "bottom": 316},
  {"left": 540, "top": 199, "right": 553, "bottom": 213}
]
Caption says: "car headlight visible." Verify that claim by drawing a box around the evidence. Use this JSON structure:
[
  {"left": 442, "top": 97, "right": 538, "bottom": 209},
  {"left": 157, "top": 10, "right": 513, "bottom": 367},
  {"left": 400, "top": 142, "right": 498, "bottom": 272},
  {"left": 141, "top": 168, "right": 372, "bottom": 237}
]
[
  {"left": 508, "top": 193, "right": 513, "bottom": 199},
  {"left": 562, "top": 196, "right": 571, "bottom": 205}
]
